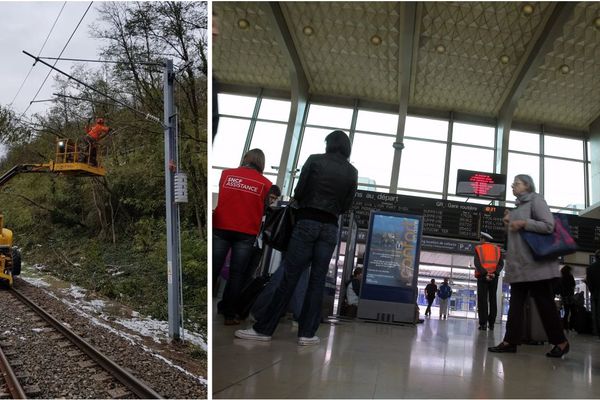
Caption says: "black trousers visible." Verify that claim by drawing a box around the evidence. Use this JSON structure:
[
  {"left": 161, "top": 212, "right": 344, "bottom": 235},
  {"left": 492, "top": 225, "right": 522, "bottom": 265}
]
[
  {"left": 504, "top": 279, "right": 567, "bottom": 346},
  {"left": 425, "top": 296, "right": 435, "bottom": 315},
  {"left": 477, "top": 277, "right": 498, "bottom": 327}
]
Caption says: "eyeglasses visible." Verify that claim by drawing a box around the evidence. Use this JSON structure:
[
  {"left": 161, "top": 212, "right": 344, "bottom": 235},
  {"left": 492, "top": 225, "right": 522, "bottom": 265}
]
[{"left": 511, "top": 181, "right": 523, "bottom": 187}]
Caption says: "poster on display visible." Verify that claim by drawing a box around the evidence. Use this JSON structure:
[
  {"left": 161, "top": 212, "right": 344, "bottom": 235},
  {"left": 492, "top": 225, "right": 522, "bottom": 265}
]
[{"left": 360, "top": 211, "right": 423, "bottom": 305}]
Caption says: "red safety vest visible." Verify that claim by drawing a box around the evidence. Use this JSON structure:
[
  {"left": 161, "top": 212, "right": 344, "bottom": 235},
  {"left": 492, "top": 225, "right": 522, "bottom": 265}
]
[
  {"left": 475, "top": 243, "right": 501, "bottom": 278},
  {"left": 86, "top": 123, "right": 110, "bottom": 142}
]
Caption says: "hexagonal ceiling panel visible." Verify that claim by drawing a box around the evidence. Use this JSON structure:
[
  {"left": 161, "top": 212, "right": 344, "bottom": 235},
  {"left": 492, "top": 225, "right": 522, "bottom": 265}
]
[{"left": 212, "top": 1, "right": 600, "bottom": 132}]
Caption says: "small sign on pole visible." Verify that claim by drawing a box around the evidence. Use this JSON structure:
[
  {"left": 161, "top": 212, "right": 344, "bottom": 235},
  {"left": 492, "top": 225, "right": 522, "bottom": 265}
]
[{"left": 174, "top": 173, "right": 188, "bottom": 203}]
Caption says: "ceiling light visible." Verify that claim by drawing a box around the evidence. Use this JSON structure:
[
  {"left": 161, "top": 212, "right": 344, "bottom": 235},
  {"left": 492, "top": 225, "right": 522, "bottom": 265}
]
[
  {"left": 559, "top": 64, "right": 570, "bottom": 74},
  {"left": 521, "top": 4, "right": 534, "bottom": 16},
  {"left": 237, "top": 18, "right": 250, "bottom": 29},
  {"left": 500, "top": 55, "right": 510, "bottom": 64},
  {"left": 370, "top": 34, "right": 382, "bottom": 46},
  {"left": 435, "top": 44, "right": 446, "bottom": 53},
  {"left": 303, "top": 26, "right": 314, "bottom": 36},
  {"left": 594, "top": 17, "right": 600, "bottom": 29}
]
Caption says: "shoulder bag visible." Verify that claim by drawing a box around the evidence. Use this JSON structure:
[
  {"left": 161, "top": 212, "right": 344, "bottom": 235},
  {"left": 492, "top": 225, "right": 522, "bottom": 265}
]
[
  {"left": 520, "top": 213, "right": 577, "bottom": 261},
  {"left": 262, "top": 202, "right": 297, "bottom": 252}
]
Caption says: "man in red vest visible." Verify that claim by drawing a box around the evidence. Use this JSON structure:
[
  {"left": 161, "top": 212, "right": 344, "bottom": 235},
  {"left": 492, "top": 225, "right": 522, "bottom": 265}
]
[{"left": 475, "top": 232, "right": 504, "bottom": 331}]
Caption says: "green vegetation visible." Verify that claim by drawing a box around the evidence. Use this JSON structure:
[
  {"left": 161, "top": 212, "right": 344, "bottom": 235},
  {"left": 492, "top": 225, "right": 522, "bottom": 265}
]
[{"left": 0, "top": 2, "right": 207, "bottom": 340}]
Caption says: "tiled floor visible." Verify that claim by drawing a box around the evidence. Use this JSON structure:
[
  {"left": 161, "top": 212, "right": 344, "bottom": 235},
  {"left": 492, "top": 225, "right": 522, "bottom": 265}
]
[{"left": 213, "top": 309, "right": 600, "bottom": 398}]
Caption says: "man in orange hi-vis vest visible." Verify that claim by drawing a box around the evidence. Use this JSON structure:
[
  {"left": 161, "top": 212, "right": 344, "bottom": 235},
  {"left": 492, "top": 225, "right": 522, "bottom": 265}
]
[
  {"left": 81, "top": 118, "right": 110, "bottom": 165},
  {"left": 475, "top": 232, "right": 504, "bottom": 331}
]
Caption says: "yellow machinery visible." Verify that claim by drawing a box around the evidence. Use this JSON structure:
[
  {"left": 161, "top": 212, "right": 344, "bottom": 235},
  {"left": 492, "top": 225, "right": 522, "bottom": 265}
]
[
  {"left": 0, "top": 138, "right": 105, "bottom": 286},
  {"left": 0, "top": 215, "right": 19, "bottom": 286}
]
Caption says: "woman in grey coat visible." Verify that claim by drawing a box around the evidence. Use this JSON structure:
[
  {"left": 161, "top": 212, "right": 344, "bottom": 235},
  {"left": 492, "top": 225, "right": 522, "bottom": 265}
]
[{"left": 488, "top": 174, "right": 570, "bottom": 357}]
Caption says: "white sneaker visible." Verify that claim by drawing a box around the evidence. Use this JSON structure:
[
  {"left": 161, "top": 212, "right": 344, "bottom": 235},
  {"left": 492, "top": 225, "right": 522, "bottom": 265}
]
[
  {"left": 235, "top": 328, "right": 271, "bottom": 342},
  {"left": 298, "top": 336, "right": 320, "bottom": 346}
]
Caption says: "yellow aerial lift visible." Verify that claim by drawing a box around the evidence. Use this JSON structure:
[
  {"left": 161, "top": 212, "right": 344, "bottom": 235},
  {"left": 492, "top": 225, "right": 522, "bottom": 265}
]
[{"left": 0, "top": 138, "right": 105, "bottom": 286}]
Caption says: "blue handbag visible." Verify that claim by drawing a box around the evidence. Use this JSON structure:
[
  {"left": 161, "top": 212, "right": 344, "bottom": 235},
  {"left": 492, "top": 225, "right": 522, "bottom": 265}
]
[{"left": 520, "top": 214, "right": 577, "bottom": 260}]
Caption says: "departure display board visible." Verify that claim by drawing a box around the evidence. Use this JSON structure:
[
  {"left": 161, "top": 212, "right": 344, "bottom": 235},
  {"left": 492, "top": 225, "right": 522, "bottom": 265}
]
[
  {"left": 344, "top": 190, "right": 600, "bottom": 252},
  {"left": 456, "top": 169, "right": 507, "bottom": 200},
  {"left": 344, "top": 190, "right": 487, "bottom": 242}
]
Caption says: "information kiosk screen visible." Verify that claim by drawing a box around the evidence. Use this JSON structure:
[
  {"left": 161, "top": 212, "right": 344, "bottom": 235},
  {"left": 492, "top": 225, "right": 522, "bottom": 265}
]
[{"left": 361, "top": 211, "right": 423, "bottom": 303}]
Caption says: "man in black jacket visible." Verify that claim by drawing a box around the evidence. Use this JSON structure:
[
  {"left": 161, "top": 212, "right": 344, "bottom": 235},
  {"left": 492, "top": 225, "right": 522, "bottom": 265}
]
[{"left": 236, "top": 130, "right": 358, "bottom": 345}]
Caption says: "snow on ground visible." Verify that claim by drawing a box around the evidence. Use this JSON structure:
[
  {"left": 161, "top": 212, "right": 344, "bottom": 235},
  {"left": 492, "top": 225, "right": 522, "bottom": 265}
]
[{"left": 21, "top": 276, "right": 207, "bottom": 385}]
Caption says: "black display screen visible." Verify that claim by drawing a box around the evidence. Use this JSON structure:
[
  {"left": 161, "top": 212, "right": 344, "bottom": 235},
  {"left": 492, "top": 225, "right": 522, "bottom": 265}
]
[
  {"left": 456, "top": 169, "right": 507, "bottom": 200},
  {"left": 344, "top": 190, "right": 600, "bottom": 252}
]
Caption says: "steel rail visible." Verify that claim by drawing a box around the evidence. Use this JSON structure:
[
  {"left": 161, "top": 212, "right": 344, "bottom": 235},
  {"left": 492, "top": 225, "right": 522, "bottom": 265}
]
[
  {"left": 10, "top": 288, "right": 162, "bottom": 399},
  {"left": 0, "top": 345, "right": 26, "bottom": 399}
]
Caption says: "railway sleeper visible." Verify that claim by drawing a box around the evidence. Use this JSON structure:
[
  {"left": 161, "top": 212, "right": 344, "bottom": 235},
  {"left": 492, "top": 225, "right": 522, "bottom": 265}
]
[
  {"left": 106, "top": 387, "right": 133, "bottom": 399},
  {"left": 23, "top": 384, "right": 41, "bottom": 396}
]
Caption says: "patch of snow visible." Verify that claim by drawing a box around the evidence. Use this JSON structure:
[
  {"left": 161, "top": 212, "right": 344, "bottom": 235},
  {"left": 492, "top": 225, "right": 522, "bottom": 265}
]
[
  {"left": 38, "top": 284, "right": 207, "bottom": 386},
  {"left": 65, "top": 285, "right": 86, "bottom": 299},
  {"left": 31, "top": 328, "right": 45, "bottom": 333},
  {"left": 22, "top": 277, "right": 50, "bottom": 287}
]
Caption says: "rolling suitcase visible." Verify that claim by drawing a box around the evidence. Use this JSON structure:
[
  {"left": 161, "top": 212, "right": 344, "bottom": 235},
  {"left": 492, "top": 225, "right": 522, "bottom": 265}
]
[{"left": 523, "top": 295, "right": 547, "bottom": 345}]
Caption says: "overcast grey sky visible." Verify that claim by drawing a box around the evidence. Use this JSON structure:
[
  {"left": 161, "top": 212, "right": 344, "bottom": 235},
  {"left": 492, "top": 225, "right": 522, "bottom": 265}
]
[{"left": 0, "top": 1, "right": 105, "bottom": 118}]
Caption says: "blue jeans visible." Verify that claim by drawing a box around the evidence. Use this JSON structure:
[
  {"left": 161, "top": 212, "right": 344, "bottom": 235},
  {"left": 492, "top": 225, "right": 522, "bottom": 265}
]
[
  {"left": 213, "top": 229, "right": 255, "bottom": 319},
  {"left": 254, "top": 219, "right": 338, "bottom": 338},
  {"left": 252, "top": 260, "right": 310, "bottom": 321}
]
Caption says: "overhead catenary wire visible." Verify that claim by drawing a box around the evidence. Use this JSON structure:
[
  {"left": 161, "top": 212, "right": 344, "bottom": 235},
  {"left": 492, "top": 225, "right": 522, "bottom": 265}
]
[
  {"left": 19, "top": 1, "right": 94, "bottom": 119},
  {"left": 9, "top": 1, "right": 67, "bottom": 107},
  {"left": 22, "top": 50, "right": 164, "bottom": 127}
]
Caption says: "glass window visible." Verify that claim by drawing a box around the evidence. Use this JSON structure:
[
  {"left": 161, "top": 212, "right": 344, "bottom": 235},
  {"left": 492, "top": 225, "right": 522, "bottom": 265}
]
[
  {"left": 397, "top": 190, "right": 443, "bottom": 199},
  {"left": 355, "top": 110, "right": 399, "bottom": 135},
  {"left": 588, "top": 161, "right": 592, "bottom": 207},
  {"left": 448, "top": 145, "right": 495, "bottom": 195},
  {"left": 351, "top": 133, "right": 395, "bottom": 189},
  {"left": 306, "top": 104, "right": 353, "bottom": 129},
  {"left": 506, "top": 152, "right": 540, "bottom": 201},
  {"left": 544, "top": 136, "right": 583, "bottom": 159},
  {"left": 544, "top": 158, "right": 585, "bottom": 209},
  {"left": 398, "top": 139, "right": 447, "bottom": 193},
  {"left": 217, "top": 93, "right": 257, "bottom": 117},
  {"left": 212, "top": 117, "right": 250, "bottom": 168},
  {"left": 509, "top": 130, "right": 540, "bottom": 153},
  {"left": 249, "top": 121, "right": 287, "bottom": 175},
  {"left": 405, "top": 116, "right": 448, "bottom": 141},
  {"left": 211, "top": 168, "right": 224, "bottom": 196},
  {"left": 296, "top": 127, "right": 331, "bottom": 169},
  {"left": 452, "top": 122, "right": 495, "bottom": 147},
  {"left": 257, "top": 98, "right": 291, "bottom": 122}
]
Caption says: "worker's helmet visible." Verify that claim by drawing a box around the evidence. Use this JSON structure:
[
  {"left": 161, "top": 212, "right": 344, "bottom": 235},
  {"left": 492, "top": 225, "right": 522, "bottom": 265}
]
[{"left": 96, "top": 118, "right": 105, "bottom": 124}]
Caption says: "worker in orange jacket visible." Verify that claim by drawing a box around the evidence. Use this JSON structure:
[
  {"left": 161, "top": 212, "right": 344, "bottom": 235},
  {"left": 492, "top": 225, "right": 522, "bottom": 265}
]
[
  {"left": 475, "top": 232, "right": 504, "bottom": 331},
  {"left": 81, "top": 118, "right": 110, "bottom": 165}
]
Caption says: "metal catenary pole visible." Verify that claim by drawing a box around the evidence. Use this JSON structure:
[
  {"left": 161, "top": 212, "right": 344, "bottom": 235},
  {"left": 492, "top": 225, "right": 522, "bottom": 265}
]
[{"left": 164, "top": 59, "right": 182, "bottom": 340}]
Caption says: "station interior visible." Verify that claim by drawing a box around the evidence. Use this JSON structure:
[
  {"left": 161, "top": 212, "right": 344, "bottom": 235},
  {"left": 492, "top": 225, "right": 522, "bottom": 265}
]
[{"left": 211, "top": 2, "right": 600, "bottom": 398}]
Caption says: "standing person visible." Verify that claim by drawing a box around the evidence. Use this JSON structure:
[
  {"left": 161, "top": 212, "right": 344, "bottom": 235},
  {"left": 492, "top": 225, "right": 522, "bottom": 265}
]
[
  {"left": 586, "top": 250, "right": 600, "bottom": 338},
  {"left": 488, "top": 174, "right": 569, "bottom": 358},
  {"left": 424, "top": 279, "right": 438, "bottom": 317},
  {"left": 474, "top": 232, "right": 504, "bottom": 331},
  {"left": 213, "top": 149, "right": 272, "bottom": 325},
  {"left": 235, "top": 130, "right": 358, "bottom": 345},
  {"left": 344, "top": 267, "right": 363, "bottom": 318},
  {"left": 438, "top": 278, "right": 452, "bottom": 319},
  {"left": 559, "top": 265, "right": 576, "bottom": 331},
  {"left": 81, "top": 117, "right": 110, "bottom": 165}
]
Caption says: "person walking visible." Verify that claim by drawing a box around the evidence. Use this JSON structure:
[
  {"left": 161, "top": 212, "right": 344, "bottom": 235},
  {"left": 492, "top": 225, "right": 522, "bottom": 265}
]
[
  {"left": 424, "top": 279, "right": 438, "bottom": 317},
  {"left": 235, "top": 130, "right": 358, "bottom": 345},
  {"left": 586, "top": 250, "right": 600, "bottom": 338},
  {"left": 488, "top": 174, "right": 569, "bottom": 358},
  {"left": 438, "top": 278, "right": 452, "bottom": 319},
  {"left": 213, "top": 149, "right": 272, "bottom": 325},
  {"left": 559, "top": 265, "right": 576, "bottom": 331},
  {"left": 474, "top": 232, "right": 504, "bottom": 331}
]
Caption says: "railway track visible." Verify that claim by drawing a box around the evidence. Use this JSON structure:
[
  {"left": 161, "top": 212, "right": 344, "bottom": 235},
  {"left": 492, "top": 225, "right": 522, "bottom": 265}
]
[{"left": 0, "top": 287, "right": 163, "bottom": 399}]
